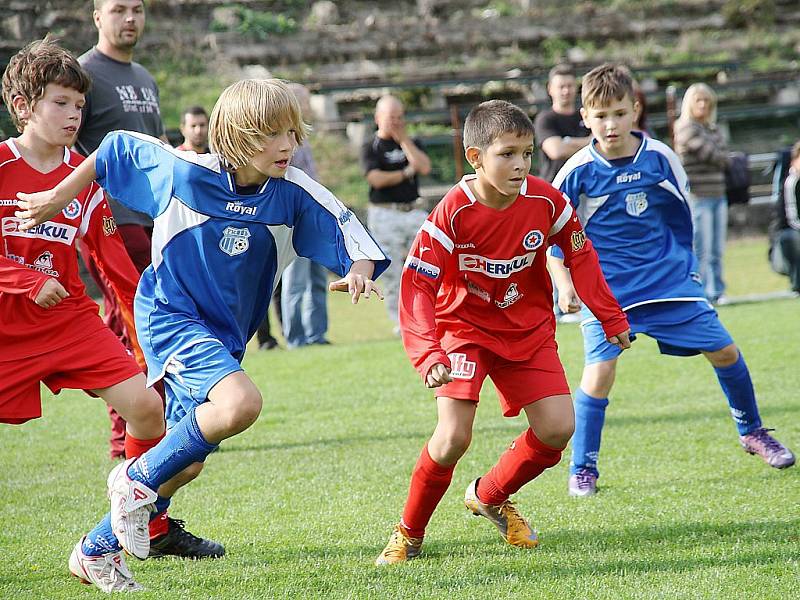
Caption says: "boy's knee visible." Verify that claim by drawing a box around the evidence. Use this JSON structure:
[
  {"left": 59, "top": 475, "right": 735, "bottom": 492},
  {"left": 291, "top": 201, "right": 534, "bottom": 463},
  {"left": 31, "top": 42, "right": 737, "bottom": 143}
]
[
  {"left": 229, "top": 389, "right": 262, "bottom": 430},
  {"left": 129, "top": 388, "right": 166, "bottom": 431},
  {"left": 533, "top": 420, "right": 574, "bottom": 449},
  {"left": 432, "top": 430, "right": 471, "bottom": 464},
  {"left": 706, "top": 343, "right": 739, "bottom": 368},
  {"left": 581, "top": 361, "right": 616, "bottom": 397}
]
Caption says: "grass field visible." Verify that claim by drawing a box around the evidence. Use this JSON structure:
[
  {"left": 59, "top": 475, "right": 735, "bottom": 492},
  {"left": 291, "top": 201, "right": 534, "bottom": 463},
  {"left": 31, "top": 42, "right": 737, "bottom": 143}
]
[{"left": 1, "top": 237, "right": 798, "bottom": 599}]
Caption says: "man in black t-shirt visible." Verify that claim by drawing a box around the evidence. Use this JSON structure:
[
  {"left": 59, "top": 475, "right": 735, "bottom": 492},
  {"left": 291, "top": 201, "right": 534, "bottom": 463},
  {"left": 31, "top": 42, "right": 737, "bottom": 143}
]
[
  {"left": 534, "top": 64, "right": 591, "bottom": 183},
  {"left": 361, "top": 95, "right": 431, "bottom": 331}
]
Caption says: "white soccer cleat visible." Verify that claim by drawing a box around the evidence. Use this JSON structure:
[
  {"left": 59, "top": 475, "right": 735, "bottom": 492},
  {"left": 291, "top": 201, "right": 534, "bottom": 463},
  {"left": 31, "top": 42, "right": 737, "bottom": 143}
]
[
  {"left": 108, "top": 458, "right": 158, "bottom": 560},
  {"left": 69, "top": 537, "right": 144, "bottom": 593}
]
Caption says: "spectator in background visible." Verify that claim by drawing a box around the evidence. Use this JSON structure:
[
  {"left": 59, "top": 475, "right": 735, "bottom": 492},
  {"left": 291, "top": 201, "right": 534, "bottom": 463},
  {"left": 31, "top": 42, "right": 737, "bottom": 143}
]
[
  {"left": 769, "top": 140, "right": 800, "bottom": 294},
  {"left": 280, "top": 83, "right": 330, "bottom": 348},
  {"left": 534, "top": 63, "right": 591, "bottom": 183},
  {"left": 362, "top": 95, "right": 431, "bottom": 332},
  {"left": 176, "top": 105, "right": 209, "bottom": 152},
  {"left": 77, "top": 0, "right": 167, "bottom": 460},
  {"left": 633, "top": 86, "right": 654, "bottom": 138},
  {"left": 674, "top": 83, "right": 731, "bottom": 304}
]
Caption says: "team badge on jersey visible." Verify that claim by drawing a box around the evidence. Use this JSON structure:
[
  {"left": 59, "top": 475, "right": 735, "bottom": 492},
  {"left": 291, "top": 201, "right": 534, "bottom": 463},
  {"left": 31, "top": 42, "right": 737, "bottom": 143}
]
[
  {"left": 448, "top": 352, "right": 476, "bottom": 380},
  {"left": 62, "top": 199, "right": 81, "bottom": 219},
  {"left": 219, "top": 226, "right": 251, "bottom": 256},
  {"left": 625, "top": 192, "right": 648, "bottom": 217},
  {"left": 495, "top": 282, "right": 522, "bottom": 309},
  {"left": 102, "top": 215, "right": 117, "bottom": 236},
  {"left": 570, "top": 230, "right": 587, "bottom": 252},
  {"left": 34, "top": 251, "right": 54, "bottom": 271},
  {"left": 522, "top": 229, "right": 544, "bottom": 251}
]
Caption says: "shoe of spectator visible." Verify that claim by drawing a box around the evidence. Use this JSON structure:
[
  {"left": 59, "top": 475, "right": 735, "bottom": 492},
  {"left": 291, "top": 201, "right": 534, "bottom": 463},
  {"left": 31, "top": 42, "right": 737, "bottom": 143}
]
[
  {"left": 259, "top": 338, "right": 279, "bottom": 350},
  {"left": 740, "top": 428, "right": 795, "bottom": 469}
]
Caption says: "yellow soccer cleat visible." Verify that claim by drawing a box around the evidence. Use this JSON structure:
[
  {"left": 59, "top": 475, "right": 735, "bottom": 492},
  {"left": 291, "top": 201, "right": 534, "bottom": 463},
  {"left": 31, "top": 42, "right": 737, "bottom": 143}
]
[
  {"left": 375, "top": 524, "right": 423, "bottom": 565},
  {"left": 464, "top": 478, "right": 539, "bottom": 548}
]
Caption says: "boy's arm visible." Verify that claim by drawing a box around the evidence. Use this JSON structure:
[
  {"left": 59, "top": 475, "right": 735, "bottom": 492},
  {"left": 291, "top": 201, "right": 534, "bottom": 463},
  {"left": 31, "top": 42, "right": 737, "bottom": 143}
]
[
  {"left": 0, "top": 255, "right": 56, "bottom": 301},
  {"left": 80, "top": 187, "right": 147, "bottom": 368},
  {"left": 546, "top": 250, "right": 581, "bottom": 314}
]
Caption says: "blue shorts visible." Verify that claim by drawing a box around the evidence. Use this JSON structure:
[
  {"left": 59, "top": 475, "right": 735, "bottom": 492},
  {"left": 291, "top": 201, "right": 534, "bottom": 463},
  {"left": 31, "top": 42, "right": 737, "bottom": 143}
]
[
  {"left": 160, "top": 337, "right": 243, "bottom": 428},
  {"left": 581, "top": 300, "right": 733, "bottom": 365}
]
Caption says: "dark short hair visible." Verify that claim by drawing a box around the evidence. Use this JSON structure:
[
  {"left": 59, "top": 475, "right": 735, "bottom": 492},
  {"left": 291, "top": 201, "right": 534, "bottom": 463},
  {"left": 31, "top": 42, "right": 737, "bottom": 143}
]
[
  {"left": 581, "top": 63, "right": 635, "bottom": 109},
  {"left": 181, "top": 105, "right": 208, "bottom": 125},
  {"left": 463, "top": 100, "right": 534, "bottom": 150},
  {"left": 548, "top": 63, "right": 575, "bottom": 83},
  {"left": 1, "top": 35, "right": 91, "bottom": 132}
]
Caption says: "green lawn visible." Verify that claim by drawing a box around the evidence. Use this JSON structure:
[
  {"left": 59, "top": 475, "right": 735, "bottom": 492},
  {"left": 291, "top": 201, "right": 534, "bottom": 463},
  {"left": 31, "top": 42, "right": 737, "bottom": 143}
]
[{"left": 1, "top": 237, "right": 798, "bottom": 599}]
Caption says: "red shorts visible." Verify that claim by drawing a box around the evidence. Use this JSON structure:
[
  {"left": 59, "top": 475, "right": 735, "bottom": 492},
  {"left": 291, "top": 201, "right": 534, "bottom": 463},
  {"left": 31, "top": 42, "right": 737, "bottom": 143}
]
[
  {"left": 434, "top": 341, "right": 571, "bottom": 417},
  {"left": 0, "top": 326, "right": 143, "bottom": 424}
]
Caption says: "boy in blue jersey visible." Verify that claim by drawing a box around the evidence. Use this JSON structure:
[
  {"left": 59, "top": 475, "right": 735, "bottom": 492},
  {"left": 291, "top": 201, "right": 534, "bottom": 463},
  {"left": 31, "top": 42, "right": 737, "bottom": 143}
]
[
  {"left": 547, "top": 64, "right": 794, "bottom": 497},
  {"left": 17, "top": 78, "right": 389, "bottom": 590}
]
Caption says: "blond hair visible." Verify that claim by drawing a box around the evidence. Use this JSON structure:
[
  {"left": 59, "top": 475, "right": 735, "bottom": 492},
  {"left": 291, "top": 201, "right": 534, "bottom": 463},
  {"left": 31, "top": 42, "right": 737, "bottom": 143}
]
[
  {"left": 678, "top": 82, "right": 718, "bottom": 126},
  {"left": 581, "top": 63, "right": 635, "bottom": 109},
  {"left": 208, "top": 78, "right": 310, "bottom": 171}
]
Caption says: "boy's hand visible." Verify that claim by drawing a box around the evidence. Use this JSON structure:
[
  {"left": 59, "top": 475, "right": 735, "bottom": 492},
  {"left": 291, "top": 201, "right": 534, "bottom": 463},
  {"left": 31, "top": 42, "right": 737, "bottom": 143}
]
[
  {"left": 607, "top": 329, "right": 632, "bottom": 350},
  {"left": 329, "top": 273, "right": 383, "bottom": 304},
  {"left": 34, "top": 278, "right": 69, "bottom": 308},
  {"left": 425, "top": 363, "right": 452, "bottom": 388},
  {"left": 16, "top": 189, "right": 68, "bottom": 231},
  {"left": 557, "top": 285, "right": 582, "bottom": 314}
]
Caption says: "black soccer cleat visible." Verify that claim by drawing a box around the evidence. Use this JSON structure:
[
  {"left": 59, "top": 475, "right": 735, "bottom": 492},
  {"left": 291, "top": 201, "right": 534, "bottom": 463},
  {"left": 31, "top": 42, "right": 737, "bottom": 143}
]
[{"left": 148, "top": 518, "right": 225, "bottom": 559}]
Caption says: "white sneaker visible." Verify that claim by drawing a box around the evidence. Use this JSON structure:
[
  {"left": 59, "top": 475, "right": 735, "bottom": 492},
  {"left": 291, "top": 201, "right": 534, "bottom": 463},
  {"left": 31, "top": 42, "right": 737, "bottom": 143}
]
[
  {"left": 69, "top": 537, "right": 143, "bottom": 593},
  {"left": 108, "top": 458, "right": 157, "bottom": 560}
]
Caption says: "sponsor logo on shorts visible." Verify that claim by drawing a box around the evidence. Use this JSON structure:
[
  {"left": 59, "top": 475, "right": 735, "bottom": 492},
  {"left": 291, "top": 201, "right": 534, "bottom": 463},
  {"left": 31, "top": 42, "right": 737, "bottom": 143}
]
[
  {"left": 219, "top": 226, "right": 251, "bottom": 256},
  {"left": 405, "top": 255, "right": 440, "bottom": 279},
  {"left": 522, "top": 229, "right": 544, "bottom": 251},
  {"left": 62, "top": 199, "right": 81, "bottom": 219},
  {"left": 570, "top": 230, "right": 587, "bottom": 252},
  {"left": 102, "top": 215, "right": 117, "bottom": 236},
  {"left": 625, "top": 192, "right": 648, "bottom": 217},
  {"left": 448, "top": 352, "right": 476, "bottom": 379},
  {"left": 495, "top": 282, "right": 522, "bottom": 309},
  {"left": 2, "top": 217, "right": 76, "bottom": 245},
  {"left": 459, "top": 252, "right": 536, "bottom": 279},
  {"left": 225, "top": 201, "right": 257, "bottom": 216}
]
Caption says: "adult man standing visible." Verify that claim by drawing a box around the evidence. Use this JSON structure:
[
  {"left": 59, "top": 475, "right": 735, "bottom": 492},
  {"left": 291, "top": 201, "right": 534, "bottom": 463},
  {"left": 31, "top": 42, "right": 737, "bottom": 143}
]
[
  {"left": 77, "top": 0, "right": 223, "bottom": 560},
  {"left": 534, "top": 64, "right": 591, "bottom": 183},
  {"left": 361, "top": 95, "right": 431, "bottom": 331},
  {"left": 770, "top": 140, "right": 800, "bottom": 294},
  {"left": 176, "top": 105, "right": 209, "bottom": 153}
]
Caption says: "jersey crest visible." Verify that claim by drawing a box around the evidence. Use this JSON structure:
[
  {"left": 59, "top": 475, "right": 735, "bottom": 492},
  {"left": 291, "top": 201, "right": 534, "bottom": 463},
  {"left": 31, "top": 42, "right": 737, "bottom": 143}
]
[
  {"left": 62, "top": 199, "right": 81, "bottom": 219},
  {"left": 219, "top": 226, "right": 251, "bottom": 256},
  {"left": 522, "top": 229, "right": 544, "bottom": 251},
  {"left": 625, "top": 192, "right": 648, "bottom": 217}
]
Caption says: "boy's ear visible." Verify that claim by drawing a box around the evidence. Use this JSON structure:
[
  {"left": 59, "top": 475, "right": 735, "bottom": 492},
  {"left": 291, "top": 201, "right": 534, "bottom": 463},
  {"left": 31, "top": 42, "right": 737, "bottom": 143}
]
[
  {"left": 11, "top": 95, "right": 31, "bottom": 123},
  {"left": 465, "top": 146, "right": 482, "bottom": 169},
  {"left": 579, "top": 106, "right": 588, "bottom": 123}
]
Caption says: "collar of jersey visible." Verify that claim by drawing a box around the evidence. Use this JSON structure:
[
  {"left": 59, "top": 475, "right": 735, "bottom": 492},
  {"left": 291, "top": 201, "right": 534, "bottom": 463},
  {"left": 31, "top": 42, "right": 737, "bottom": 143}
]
[
  {"left": 223, "top": 170, "right": 271, "bottom": 195},
  {"left": 588, "top": 131, "right": 646, "bottom": 169}
]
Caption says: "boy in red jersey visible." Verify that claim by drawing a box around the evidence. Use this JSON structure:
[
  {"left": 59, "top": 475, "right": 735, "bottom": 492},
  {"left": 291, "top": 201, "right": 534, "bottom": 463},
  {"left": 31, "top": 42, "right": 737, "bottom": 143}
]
[
  {"left": 376, "top": 100, "right": 631, "bottom": 564},
  {"left": 0, "top": 38, "right": 215, "bottom": 592}
]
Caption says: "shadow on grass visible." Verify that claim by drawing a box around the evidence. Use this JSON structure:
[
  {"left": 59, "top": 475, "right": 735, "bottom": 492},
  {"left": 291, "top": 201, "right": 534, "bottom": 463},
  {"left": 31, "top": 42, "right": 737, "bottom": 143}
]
[{"left": 604, "top": 401, "right": 800, "bottom": 429}]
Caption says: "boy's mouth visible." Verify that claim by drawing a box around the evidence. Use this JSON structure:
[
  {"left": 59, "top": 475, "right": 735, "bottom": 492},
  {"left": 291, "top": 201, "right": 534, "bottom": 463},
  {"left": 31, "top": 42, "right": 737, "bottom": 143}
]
[{"left": 274, "top": 159, "right": 289, "bottom": 168}]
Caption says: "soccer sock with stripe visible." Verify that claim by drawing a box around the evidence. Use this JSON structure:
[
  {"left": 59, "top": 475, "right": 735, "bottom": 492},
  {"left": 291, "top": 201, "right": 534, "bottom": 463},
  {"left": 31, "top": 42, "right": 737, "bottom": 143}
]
[
  {"left": 400, "top": 444, "right": 455, "bottom": 539},
  {"left": 714, "top": 352, "right": 762, "bottom": 435},
  {"left": 570, "top": 388, "right": 608, "bottom": 476},
  {"left": 476, "top": 428, "right": 563, "bottom": 506},
  {"left": 82, "top": 514, "right": 121, "bottom": 557},
  {"left": 127, "top": 409, "right": 217, "bottom": 491}
]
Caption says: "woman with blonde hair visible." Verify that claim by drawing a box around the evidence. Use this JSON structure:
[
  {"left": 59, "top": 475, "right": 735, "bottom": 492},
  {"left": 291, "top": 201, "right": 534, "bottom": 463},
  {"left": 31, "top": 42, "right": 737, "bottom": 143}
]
[{"left": 674, "top": 83, "right": 731, "bottom": 304}]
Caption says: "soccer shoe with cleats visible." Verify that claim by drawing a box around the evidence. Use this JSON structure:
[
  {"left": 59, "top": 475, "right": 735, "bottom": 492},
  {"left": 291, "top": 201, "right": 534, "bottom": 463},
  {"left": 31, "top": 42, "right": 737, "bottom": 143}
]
[
  {"left": 149, "top": 517, "right": 225, "bottom": 559},
  {"left": 375, "top": 524, "right": 423, "bottom": 565},
  {"left": 568, "top": 468, "right": 598, "bottom": 497},
  {"left": 740, "top": 428, "right": 796, "bottom": 469},
  {"left": 108, "top": 458, "right": 158, "bottom": 560},
  {"left": 464, "top": 479, "right": 539, "bottom": 548},
  {"left": 69, "top": 537, "right": 143, "bottom": 593}
]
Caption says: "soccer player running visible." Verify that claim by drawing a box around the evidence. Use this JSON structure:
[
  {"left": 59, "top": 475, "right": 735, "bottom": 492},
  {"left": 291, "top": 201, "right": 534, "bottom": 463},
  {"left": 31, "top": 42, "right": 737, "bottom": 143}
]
[
  {"left": 0, "top": 38, "right": 207, "bottom": 592},
  {"left": 375, "top": 100, "right": 631, "bottom": 565},
  {"left": 17, "top": 77, "right": 389, "bottom": 591},
  {"left": 548, "top": 64, "right": 795, "bottom": 498}
]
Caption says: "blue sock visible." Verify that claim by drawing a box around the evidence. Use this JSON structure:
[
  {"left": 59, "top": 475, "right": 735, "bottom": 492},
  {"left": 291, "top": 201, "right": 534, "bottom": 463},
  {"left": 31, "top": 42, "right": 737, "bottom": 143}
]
[
  {"left": 714, "top": 352, "right": 762, "bottom": 436},
  {"left": 570, "top": 389, "right": 609, "bottom": 477},
  {"left": 128, "top": 409, "right": 217, "bottom": 490},
  {"left": 151, "top": 496, "right": 171, "bottom": 517},
  {"left": 82, "top": 514, "right": 121, "bottom": 556}
]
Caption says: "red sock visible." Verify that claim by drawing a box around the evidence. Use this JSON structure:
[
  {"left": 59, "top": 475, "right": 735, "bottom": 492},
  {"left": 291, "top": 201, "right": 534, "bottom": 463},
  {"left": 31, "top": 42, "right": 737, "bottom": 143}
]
[
  {"left": 124, "top": 431, "right": 165, "bottom": 459},
  {"left": 477, "top": 429, "right": 563, "bottom": 505},
  {"left": 400, "top": 445, "right": 455, "bottom": 538},
  {"left": 149, "top": 510, "right": 169, "bottom": 538}
]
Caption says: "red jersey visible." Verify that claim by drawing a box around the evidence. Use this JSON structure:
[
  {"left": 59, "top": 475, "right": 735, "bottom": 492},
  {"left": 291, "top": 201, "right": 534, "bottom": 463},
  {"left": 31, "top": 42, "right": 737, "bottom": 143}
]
[
  {"left": 0, "top": 139, "right": 143, "bottom": 362},
  {"left": 399, "top": 174, "right": 629, "bottom": 379}
]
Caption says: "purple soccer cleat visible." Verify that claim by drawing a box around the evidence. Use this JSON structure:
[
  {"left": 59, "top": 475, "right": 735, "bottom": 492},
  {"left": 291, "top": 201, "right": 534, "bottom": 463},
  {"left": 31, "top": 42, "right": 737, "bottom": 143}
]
[
  {"left": 740, "top": 428, "right": 796, "bottom": 469},
  {"left": 568, "top": 468, "right": 598, "bottom": 497}
]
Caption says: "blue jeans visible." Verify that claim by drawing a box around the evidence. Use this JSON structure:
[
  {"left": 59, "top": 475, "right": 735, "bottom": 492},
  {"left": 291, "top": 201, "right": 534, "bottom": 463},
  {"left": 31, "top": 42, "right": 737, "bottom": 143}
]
[
  {"left": 280, "top": 257, "right": 329, "bottom": 348},
  {"left": 690, "top": 195, "right": 727, "bottom": 301}
]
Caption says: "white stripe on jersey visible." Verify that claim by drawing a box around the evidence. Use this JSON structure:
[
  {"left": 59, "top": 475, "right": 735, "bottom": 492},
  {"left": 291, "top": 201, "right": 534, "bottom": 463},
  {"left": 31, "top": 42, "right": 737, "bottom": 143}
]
[
  {"left": 151, "top": 196, "right": 211, "bottom": 269},
  {"left": 646, "top": 137, "right": 690, "bottom": 200},
  {"left": 79, "top": 185, "right": 106, "bottom": 238},
  {"left": 269, "top": 223, "right": 297, "bottom": 291},
  {"left": 552, "top": 146, "right": 594, "bottom": 190},
  {"left": 577, "top": 194, "right": 611, "bottom": 225},
  {"left": 123, "top": 130, "right": 223, "bottom": 173},
  {"left": 549, "top": 201, "right": 573, "bottom": 236},
  {"left": 421, "top": 220, "right": 454, "bottom": 253},
  {"left": 657, "top": 179, "right": 684, "bottom": 202}
]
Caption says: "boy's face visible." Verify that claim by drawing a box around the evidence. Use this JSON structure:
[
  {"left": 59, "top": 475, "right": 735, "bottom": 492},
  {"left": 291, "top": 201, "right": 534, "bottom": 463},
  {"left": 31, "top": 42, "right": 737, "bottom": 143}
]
[
  {"left": 14, "top": 83, "right": 85, "bottom": 147},
  {"left": 95, "top": 0, "right": 145, "bottom": 50},
  {"left": 580, "top": 94, "right": 639, "bottom": 158},
  {"left": 248, "top": 127, "right": 297, "bottom": 178},
  {"left": 468, "top": 132, "right": 533, "bottom": 201},
  {"left": 180, "top": 113, "right": 209, "bottom": 148}
]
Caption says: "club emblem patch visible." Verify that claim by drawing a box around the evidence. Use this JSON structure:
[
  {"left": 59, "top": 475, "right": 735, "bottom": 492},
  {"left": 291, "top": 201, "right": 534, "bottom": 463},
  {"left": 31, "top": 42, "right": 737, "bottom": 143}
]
[
  {"left": 102, "top": 215, "right": 117, "bottom": 236},
  {"left": 62, "top": 199, "right": 81, "bottom": 219},
  {"left": 219, "top": 226, "right": 251, "bottom": 256},
  {"left": 522, "top": 229, "right": 544, "bottom": 251},
  {"left": 34, "top": 251, "right": 54, "bottom": 270},
  {"left": 495, "top": 282, "right": 522, "bottom": 309},
  {"left": 571, "top": 230, "right": 587, "bottom": 252},
  {"left": 625, "top": 192, "right": 648, "bottom": 217}
]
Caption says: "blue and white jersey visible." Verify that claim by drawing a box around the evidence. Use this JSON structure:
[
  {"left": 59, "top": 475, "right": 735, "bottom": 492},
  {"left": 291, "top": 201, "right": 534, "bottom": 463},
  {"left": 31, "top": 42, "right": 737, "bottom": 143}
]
[
  {"left": 95, "top": 131, "right": 389, "bottom": 381},
  {"left": 551, "top": 132, "right": 706, "bottom": 310}
]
